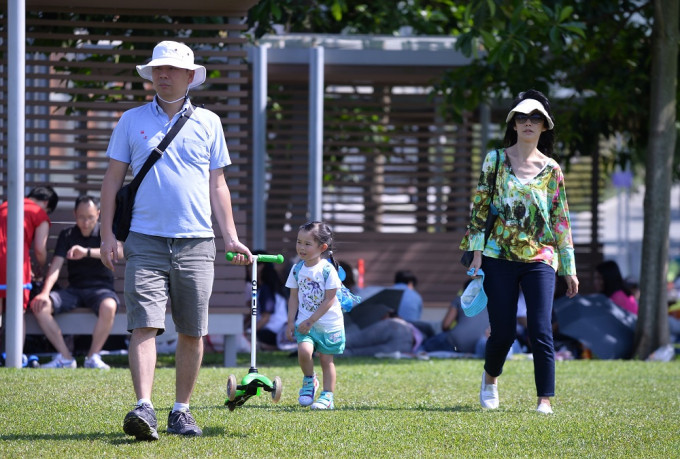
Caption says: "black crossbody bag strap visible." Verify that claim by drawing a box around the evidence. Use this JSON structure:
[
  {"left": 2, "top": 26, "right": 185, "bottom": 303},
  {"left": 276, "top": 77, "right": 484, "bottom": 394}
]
[
  {"left": 128, "top": 105, "right": 195, "bottom": 191},
  {"left": 489, "top": 149, "right": 500, "bottom": 204},
  {"left": 483, "top": 149, "right": 501, "bottom": 244}
]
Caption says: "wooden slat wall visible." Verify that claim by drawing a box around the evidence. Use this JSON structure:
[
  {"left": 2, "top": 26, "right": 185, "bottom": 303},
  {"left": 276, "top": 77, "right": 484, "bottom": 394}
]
[
  {"left": 1, "top": 11, "right": 251, "bottom": 311},
  {"left": 262, "top": 83, "right": 477, "bottom": 234},
  {"left": 259, "top": 80, "right": 604, "bottom": 305},
  {"left": 0, "top": 10, "right": 605, "bottom": 308},
  {"left": 0, "top": 14, "right": 250, "bottom": 210}
]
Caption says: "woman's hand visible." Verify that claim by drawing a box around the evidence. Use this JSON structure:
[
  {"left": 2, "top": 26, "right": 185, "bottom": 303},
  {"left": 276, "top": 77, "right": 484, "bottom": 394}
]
[
  {"left": 564, "top": 275, "right": 579, "bottom": 298},
  {"left": 468, "top": 251, "right": 483, "bottom": 276}
]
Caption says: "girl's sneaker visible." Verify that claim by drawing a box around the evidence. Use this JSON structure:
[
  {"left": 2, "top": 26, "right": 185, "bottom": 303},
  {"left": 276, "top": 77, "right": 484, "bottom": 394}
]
[
  {"left": 298, "top": 374, "right": 319, "bottom": 406},
  {"left": 311, "top": 391, "right": 334, "bottom": 410}
]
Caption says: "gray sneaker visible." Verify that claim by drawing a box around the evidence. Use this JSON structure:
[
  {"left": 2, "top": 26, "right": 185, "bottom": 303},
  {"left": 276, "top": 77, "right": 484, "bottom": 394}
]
[
  {"left": 123, "top": 403, "right": 159, "bottom": 441},
  {"left": 167, "top": 409, "right": 203, "bottom": 437}
]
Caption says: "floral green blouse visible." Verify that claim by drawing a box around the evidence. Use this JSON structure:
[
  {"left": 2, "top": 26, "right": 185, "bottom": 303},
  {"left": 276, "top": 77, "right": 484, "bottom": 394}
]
[{"left": 460, "top": 149, "right": 576, "bottom": 276}]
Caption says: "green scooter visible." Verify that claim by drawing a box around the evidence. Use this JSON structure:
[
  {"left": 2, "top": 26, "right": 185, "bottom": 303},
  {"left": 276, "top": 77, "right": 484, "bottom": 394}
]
[{"left": 224, "top": 252, "right": 284, "bottom": 411}]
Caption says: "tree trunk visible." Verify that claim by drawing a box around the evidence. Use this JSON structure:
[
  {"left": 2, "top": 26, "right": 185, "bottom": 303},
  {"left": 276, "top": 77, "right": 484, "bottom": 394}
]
[{"left": 634, "top": 0, "right": 678, "bottom": 358}]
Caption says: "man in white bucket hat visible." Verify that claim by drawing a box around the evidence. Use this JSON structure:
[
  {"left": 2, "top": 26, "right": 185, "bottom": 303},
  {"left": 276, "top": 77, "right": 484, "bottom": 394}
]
[
  {"left": 100, "top": 40, "right": 252, "bottom": 441},
  {"left": 136, "top": 41, "right": 207, "bottom": 91}
]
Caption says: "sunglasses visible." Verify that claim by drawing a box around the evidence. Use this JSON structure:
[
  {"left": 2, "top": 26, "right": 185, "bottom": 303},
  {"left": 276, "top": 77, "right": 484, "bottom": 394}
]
[{"left": 514, "top": 113, "right": 545, "bottom": 125}]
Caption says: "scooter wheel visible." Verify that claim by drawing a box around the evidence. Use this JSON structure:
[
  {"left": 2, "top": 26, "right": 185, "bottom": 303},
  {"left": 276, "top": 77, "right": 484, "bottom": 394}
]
[
  {"left": 226, "top": 374, "right": 237, "bottom": 401},
  {"left": 271, "top": 376, "right": 282, "bottom": 403}
]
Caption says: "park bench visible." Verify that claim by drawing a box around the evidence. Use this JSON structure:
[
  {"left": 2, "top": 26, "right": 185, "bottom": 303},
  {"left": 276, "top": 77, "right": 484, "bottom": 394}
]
[
  {"left": 22, "top": 208, "right": 248, "bottom": 367},
  {"left": 23, "top": 306, "right": 245, "bottom": 367}
]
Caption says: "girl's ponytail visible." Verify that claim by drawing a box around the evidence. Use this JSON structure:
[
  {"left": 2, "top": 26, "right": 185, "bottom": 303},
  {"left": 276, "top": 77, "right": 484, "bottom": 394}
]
[{"left": 328, "top": 250, "right": 339, "bottom": 272}]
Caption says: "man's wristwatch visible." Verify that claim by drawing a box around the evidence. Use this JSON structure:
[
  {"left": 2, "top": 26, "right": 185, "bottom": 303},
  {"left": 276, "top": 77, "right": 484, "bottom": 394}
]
[{"left": 87, "top": 248, "right": 91, "bottom": 258}]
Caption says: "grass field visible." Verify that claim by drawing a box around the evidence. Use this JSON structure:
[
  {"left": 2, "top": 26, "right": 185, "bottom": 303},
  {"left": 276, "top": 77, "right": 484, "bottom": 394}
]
[{"left": 1, "top": 352, "right": 678, "bottom": 458}]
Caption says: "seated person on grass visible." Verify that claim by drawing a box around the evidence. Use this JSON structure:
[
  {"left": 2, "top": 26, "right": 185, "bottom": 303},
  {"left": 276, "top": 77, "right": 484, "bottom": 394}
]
[
  {"left": 419, "top": 279, "right": 490, "bottom": 356},
  {"left": 392, "top": 270, "right": 423, "bottom": 322},
  {"left": 30, "top": 196, "right": 123, "bottom": 369},
  {"left": 343, "top": 304, "right": 421, "bottom": 357},
  {"left": 246, "top": 251, "right": 289, "bottom": 350}
]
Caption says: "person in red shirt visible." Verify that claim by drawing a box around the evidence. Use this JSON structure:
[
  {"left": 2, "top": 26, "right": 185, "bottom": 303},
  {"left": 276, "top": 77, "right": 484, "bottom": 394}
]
[{"left": 0, "top": 186, "right": 58, "bottom": 312}]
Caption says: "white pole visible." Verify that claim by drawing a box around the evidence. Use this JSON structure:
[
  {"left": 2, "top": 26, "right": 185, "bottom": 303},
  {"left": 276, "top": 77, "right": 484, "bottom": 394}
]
[
  {"left": 250, "top": 257, "right": 258, "bottom": 370},
  {"left": 624, "top": 164, "right": 632, "bottom": 277},
  {"left": 308, "top": 46, "right": 324, "bottom": 221},
  {"left": 5, "top": 0, "right": 26, "bottom": 368},
  {"left": 617, "top": 186, "right": 623, "bottom": 267},
  {"left": 252, "top": 45, "right": 268, "bottom": 250}
]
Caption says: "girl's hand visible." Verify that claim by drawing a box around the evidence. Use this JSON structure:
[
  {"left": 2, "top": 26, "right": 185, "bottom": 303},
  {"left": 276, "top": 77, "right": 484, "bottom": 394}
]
[
  {"left": 297, "top": 320, "right": 312, "bottom": 335},
  {"left": 286, "top": 323, "right": 296, "bottom": 341}
]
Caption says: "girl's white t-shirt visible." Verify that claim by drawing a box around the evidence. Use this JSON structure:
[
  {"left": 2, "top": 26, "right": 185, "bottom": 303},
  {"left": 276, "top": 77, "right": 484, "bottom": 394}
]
[{"left": 285, "top": 260, "right": 344, "bottom": 330}]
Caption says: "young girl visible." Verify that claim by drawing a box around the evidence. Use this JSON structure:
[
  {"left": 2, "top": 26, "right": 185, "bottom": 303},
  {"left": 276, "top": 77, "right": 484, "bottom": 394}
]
[{"left": 285, "top": 221, "right": 345, "bottom": 410}]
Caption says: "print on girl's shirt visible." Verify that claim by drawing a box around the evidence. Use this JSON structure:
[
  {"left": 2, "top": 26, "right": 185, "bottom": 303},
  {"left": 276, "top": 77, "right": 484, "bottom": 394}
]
[{"left": 299, "top": 275, "right": 324, "bottom": 313}]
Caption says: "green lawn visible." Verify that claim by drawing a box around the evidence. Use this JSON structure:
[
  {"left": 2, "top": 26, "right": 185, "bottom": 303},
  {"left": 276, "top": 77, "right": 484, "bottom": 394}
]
[{"left": 1, "top": 352, "right": 678, "bottom": 458}]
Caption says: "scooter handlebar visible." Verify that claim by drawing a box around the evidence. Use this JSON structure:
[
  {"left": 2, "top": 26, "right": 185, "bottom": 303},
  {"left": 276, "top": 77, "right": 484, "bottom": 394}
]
[{"left": 226, "top": 252, "right": 284, "bottom": 264}]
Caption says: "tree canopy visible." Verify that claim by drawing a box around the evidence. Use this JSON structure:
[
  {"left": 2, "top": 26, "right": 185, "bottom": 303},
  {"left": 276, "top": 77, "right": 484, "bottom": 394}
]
[
  {"left": 248, "top": 0, "right": 678, "bottom": 178},
  {"left": 248, "top": 0, "right": 679, "bottom": 357}
]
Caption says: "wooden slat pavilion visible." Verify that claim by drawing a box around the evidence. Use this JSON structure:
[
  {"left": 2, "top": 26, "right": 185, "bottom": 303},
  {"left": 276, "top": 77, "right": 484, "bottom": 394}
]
[{"left": 0, "top": 7, "right": 603, "bottom": 312}]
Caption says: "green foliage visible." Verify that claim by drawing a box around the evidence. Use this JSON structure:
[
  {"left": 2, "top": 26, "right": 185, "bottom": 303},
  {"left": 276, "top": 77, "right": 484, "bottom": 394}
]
[
  {"left": 323, "top": 102, "right": 391, "bottom": 184},
  {"left": 247, "top": 0, "right": 466, "bottom": 37},
  {"left": 0, "top": 354, "right": 678, "bottom": 457},
  {"left": 440, "top": 1, "right": 651, "bottom": 157},
  {"left": 249, "top": 0, "right": 680, "bottom": 178},
  {"left": 24, "top": 12, "right": 235, "bottom": 110}
]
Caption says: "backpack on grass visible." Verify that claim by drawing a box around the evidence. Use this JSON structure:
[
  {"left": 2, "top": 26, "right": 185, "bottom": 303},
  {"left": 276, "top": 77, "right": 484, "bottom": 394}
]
[{"left": 293, "top": 260, "right": 361, "bottom": 312}]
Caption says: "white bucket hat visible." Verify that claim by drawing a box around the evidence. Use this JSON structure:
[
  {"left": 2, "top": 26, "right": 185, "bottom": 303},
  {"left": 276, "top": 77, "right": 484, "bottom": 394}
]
[
  {"left": 136, "top": 41, "right": 206, "bottom": 89},
  {"left": 505, "top": 98, "right": 554, "bottom": 130}
]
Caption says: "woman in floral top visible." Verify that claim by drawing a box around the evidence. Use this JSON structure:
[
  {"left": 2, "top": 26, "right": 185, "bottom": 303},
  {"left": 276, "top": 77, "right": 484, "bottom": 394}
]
[{"left": 460, "top": 89, "right": 579, "bottom": 415}]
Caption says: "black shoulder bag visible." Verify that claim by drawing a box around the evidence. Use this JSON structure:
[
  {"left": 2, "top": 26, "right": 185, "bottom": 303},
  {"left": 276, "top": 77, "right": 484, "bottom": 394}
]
[
  {"left": 112, "top": 106, "right": 194, "bottom": 241},
  {"left": 460, "top": 149, "right": 501, "bottom": 268}
]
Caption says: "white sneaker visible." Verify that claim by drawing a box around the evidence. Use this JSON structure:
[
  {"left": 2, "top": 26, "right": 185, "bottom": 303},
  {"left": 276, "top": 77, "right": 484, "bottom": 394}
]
[
  {"left": 536, "top": 402, "right": 553, "bottom": 414},
  {"left": 84, "top": 353, "right": 110, "bottom": 370},
  {"left": 41, "top": 353, "right": 77, "bottom": 369},
  {"left": 479, "top": 371, "right": 499, "bottom": 409},
  {"left": 311, "top": 391, "right": 334, "bottom": 410}
]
